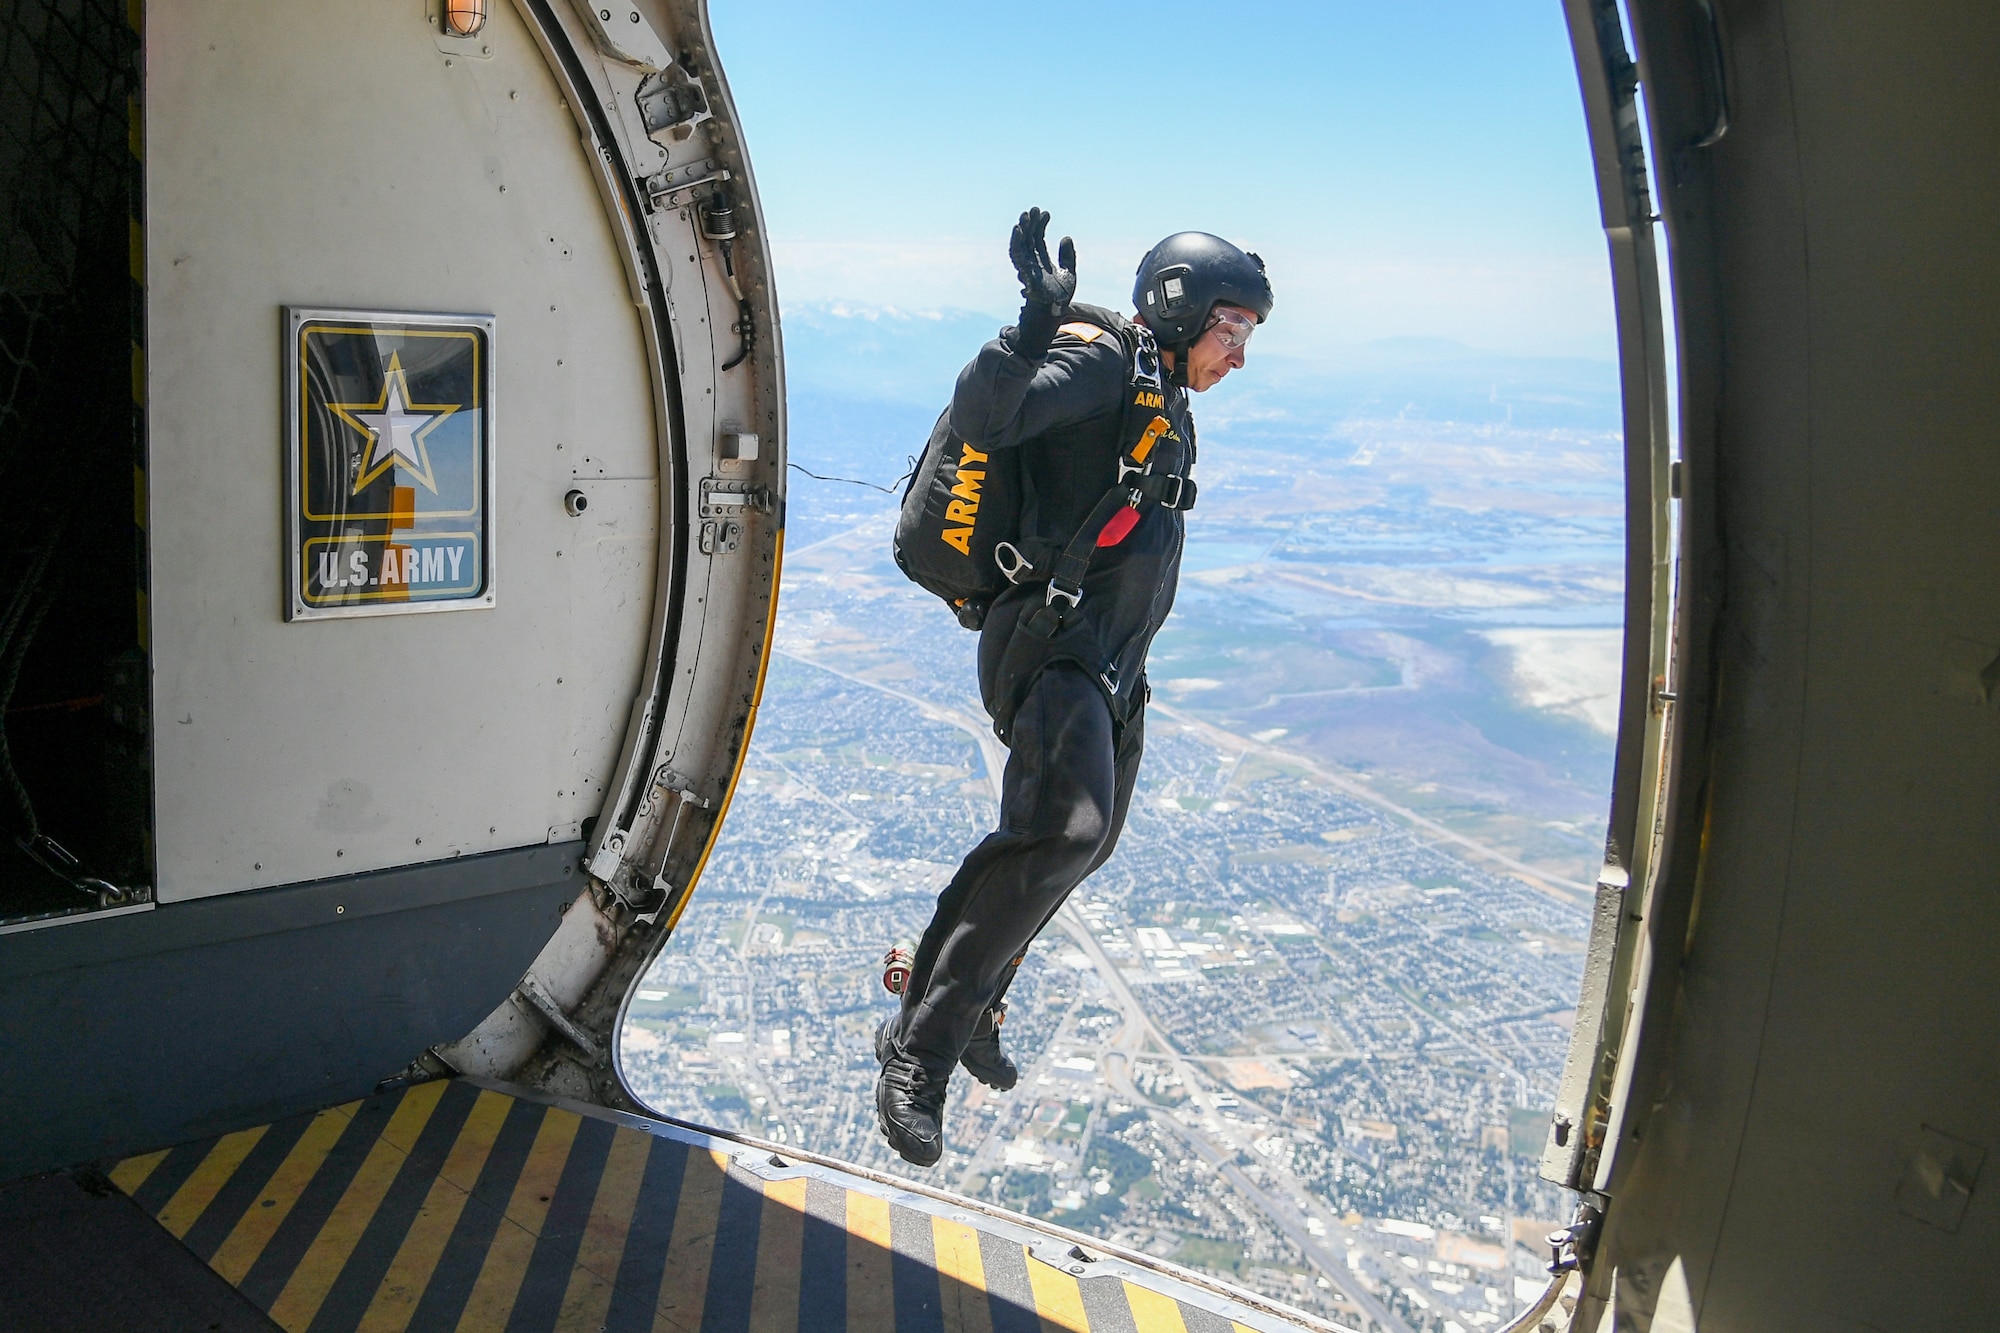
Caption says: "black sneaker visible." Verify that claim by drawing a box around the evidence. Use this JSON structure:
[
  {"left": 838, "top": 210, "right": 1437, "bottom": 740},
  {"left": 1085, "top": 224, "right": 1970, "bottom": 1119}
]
[
  {"left": 876, "top": 1046, "right": 948, "bottom": 1167},
  {"left": 958, "top": 1006, "right": 1018, "bottom": 1090}
]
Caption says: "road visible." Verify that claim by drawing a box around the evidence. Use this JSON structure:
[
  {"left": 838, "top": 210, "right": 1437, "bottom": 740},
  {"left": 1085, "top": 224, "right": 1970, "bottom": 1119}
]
[
  {"left": 773, "top": 643, "right": 1592, "bottom": 906},
  {"left": 1149, "top": 702, "right": 1596, "bottom": 902},
  {"left": 1053, "top": 913, "right": 1409, "bottom": 1333}
]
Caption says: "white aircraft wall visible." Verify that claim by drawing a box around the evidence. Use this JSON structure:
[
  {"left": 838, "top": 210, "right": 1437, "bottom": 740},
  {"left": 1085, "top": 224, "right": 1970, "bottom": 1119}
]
[{"left": 145, "top": 0, "right": 659, "bottom": 901}]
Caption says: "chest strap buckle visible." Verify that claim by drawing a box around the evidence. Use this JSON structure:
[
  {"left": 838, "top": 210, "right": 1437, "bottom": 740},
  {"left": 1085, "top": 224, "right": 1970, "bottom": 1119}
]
[
  {"left": 1127, "top": 471, "right": 1196, "bottom": 511},
  {"left": 1020, "top": 578, "right": 1082, "bottom": 640}
]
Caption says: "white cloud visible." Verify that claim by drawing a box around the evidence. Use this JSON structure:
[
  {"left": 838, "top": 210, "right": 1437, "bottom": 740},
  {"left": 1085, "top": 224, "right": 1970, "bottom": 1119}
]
[
  {"left": 1252, "top": 244, "right": 1618, "bottom": 361},
  {"left": 767, "top": 237, "right": 1617, "bottom": 363},
  {"left": 769, "top": 240, "right": 1013, "bottom": 320}
]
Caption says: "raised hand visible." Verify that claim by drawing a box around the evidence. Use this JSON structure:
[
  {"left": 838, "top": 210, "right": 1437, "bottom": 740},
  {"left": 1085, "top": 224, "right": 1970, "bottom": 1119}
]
[{"left": 1009, "top": 207, "right": 1077, "bottom": 316}]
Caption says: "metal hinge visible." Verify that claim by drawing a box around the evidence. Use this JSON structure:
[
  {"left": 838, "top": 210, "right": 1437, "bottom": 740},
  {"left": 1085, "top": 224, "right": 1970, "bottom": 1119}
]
[
  {"left": 643, "top": 157, "right": 730, "bottom": 204},
  {"left": 588, "top": 768, "right": 704, "bottom": 879}
]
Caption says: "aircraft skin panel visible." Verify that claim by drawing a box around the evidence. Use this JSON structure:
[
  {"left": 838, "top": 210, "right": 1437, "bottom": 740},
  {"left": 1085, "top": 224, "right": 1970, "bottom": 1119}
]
[
  {"left": 0, "top": 0, "right": 783, "bottom": 1182},
  {"left": 0, "top": 842, "right": 580, "bottom": 1180},
  {"left": 143, "top": 0, "right": 661, "bottom": 901},
  {"left": 99, "top": 1076, "right": 1334, "bottom": 1333},
  {"left": 1560, "top": 1, "right": 2000, "bottom": 1328},
  {"left": 434, "top": 0, "right": 788, "bottom": 1108}
]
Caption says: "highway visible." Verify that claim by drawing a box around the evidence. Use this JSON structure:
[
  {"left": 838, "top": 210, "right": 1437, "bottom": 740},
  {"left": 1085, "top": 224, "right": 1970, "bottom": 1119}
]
[
  {"left": 1052, "top": 911, "right": 1409, "bottom": 1333},
  {"left": 1150, "top": 702, "right": 1595, "bottom": 903}
]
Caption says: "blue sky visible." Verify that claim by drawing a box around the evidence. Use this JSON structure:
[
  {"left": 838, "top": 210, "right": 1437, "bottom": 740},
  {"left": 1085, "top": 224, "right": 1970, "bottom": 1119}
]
[{"left": 711, "top": 1, "right": 1616, "bottom": 360}]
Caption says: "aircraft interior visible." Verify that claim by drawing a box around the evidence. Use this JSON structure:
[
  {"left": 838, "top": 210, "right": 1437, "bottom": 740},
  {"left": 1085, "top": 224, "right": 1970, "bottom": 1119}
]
[{"left": 0, "top": 1, "right": 1992, "bottom": 1330}]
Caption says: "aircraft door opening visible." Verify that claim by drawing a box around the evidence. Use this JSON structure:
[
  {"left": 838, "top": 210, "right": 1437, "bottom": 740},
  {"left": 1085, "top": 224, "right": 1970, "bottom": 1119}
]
[{"left": 0, "top": 0, "right": 150, "bottom": 934}]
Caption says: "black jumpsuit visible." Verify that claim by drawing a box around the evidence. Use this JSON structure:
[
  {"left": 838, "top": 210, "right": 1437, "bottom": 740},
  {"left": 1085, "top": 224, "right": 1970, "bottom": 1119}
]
[{"left": 889, "top": 316, "right": 1197, "bottom": 1074}]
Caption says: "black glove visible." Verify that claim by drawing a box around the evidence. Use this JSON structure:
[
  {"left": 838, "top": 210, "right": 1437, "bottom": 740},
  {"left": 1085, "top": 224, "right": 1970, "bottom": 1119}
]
[{"left": 1007, "top": 207, "right": 1076, "bottom": 358}]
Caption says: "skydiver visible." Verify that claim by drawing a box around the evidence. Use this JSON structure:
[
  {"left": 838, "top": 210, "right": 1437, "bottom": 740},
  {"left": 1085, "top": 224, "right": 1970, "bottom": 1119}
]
[{"left": 875, "top": 209, "right": 1273, "bottom": 1166}]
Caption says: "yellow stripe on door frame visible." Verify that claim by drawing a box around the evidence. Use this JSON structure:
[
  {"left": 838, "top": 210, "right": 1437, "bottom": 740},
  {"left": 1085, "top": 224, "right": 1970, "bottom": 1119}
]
[
  {"left": 108, "top": 1148, "right": 171, "bottom": 1196},
  {"left": 1121, "top": 1280, "right": 1191, "bottom": 1333},
  {"left": 931, "top": 1216, "right": 995, "bottom": 1333},
  {"left": 1024, "top": 1252, "right": 1091, "bottom": 1333},
  {"left": 746, "top": 1175, "right": 810, "bottom": 1333},
  {"left": 845, "top": 1190, "right": 897, "bottom": 1330}
]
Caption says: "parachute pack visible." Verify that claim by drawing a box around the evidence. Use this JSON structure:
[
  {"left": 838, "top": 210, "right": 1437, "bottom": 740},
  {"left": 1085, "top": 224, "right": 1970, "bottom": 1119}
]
[{"left": 892, "top": 306, "right": 1195, "bottom": 630}]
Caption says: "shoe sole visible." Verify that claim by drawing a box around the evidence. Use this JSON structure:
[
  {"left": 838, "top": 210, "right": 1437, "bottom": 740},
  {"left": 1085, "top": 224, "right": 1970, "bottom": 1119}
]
[{"left": 875, "top": 1109, "right": 943, "bottom": 1167}]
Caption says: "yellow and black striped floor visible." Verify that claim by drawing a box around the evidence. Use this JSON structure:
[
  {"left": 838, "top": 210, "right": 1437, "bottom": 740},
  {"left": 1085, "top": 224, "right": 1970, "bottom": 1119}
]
[{"left": 106, "top": 1077, "right": 1325, "bottom": 1333}]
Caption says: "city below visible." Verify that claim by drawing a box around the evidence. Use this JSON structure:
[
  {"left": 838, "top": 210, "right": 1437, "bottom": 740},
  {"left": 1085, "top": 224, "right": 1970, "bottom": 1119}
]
[{"left": 624, "top": 314, "right": 1619, "bottom": 1333}]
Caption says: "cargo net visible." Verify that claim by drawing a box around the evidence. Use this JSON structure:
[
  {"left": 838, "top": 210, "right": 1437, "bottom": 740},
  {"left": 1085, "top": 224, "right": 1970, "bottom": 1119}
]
[
  {"left": 1, "top": 0, "right": 133, "bottom": 445},
  {"left": 0, "top": 0, "right": 139, "bottom": 903}
]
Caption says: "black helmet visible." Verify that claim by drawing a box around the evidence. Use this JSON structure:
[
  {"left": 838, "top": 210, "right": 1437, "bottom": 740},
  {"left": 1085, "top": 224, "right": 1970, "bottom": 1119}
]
[{"left": 1132, "top": 232, "right": 1273, "bottom": 344}]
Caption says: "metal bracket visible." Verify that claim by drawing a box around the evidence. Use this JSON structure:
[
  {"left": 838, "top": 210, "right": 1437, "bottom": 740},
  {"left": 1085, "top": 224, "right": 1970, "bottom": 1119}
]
[
  {"left": 571, "top": 0, "right": 673, "bottom": 71},
  {"left": 634, "top": 65, "right": 709, "bottom": 145},
  {"left": 591, "top": 763, "right": 716, "bottom": 896},
  {"left": 699, "top": 519, "right": 742, "bottom": 555},
  {"left": 1026, "top": 1240, "right": 1102, "bottom": 1278},
  {"left": 643, "top": 157, "right": 729, "bottom": 204},
  {"left": 650, "top": 764, "right": 714, "bottom": 810},
  {"left": 616, "top": 766, "right": 715, "bottom": 921},
  {"left": 629, "top": 871, "right": 678, "bottom": 927},
  {"left": 699, "top": 478, "right": 773, "bottom": 518},
  {"left": 513, "top": 975, "right": 603, "bottom": 1059},
  {"left": 600, "top": 865, "right": 675, "bottom": 926},
  {"left": 1547, "top": 1198, "right": 1605, "bottom": 1274},
  {"left": 1540, "top": 865, "right": 1629, "bottom": 1187},
  {"left": 585, "top": 829, "right": 629, "bottom": 884},
  {"left": 632, "top": 763, "right": 714, "bottom": 828}
]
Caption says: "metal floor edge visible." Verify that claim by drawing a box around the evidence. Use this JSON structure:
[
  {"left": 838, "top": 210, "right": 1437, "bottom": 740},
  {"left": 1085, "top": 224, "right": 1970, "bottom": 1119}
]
[{"left": 100, "top": 1074, "right": 1349, "bottom": 1333}]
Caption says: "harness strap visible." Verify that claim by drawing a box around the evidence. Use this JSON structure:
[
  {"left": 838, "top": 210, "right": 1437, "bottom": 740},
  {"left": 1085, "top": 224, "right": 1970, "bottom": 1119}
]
[
  {"left": 1019, "top": 485, "right": 1132, "bottom": 639},
  {"left": 1017, "top": 468, "right": 1197, "bottom": 640},
  {"left": 1011, "top": 316, "right": 1194, "bottom": 642}
]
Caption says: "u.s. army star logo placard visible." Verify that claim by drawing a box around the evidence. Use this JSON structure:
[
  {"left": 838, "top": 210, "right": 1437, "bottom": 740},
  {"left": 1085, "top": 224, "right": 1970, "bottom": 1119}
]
[{"left": 284, "top": 309, "right": 496, "bottom": 620}]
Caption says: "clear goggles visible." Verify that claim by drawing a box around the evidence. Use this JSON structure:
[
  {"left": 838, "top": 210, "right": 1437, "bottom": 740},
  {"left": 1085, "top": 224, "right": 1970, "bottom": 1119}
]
[{"left": 1203, "top": 306, "right": 1257, "bottom": 350}]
